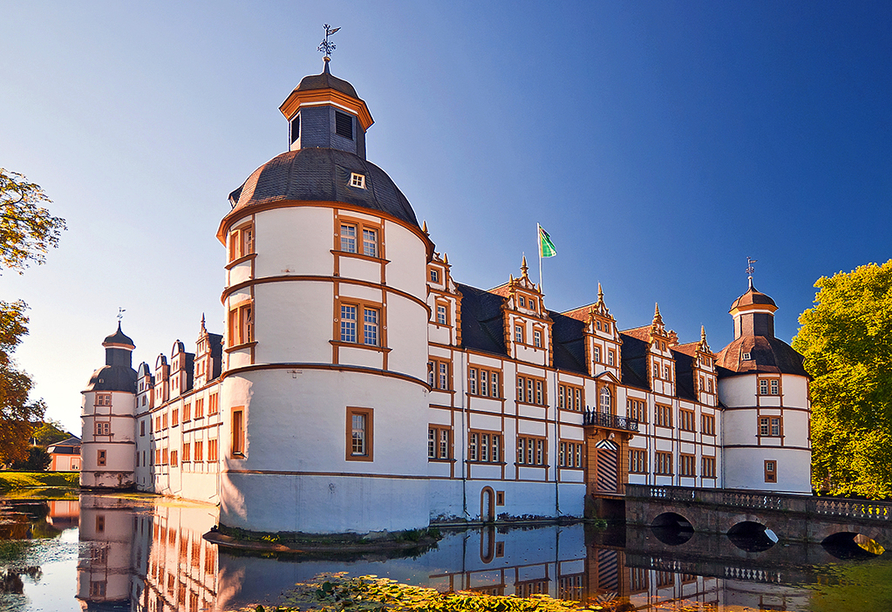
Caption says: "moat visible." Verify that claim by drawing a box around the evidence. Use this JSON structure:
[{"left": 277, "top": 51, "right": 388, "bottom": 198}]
[{"left": 1, "top": 492, "right": 891, "bottom": 611}]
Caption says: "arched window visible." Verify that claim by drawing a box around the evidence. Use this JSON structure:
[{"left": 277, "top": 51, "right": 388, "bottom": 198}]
[{"left": 600, "top": 387, "right": 612, "bottom": 414}]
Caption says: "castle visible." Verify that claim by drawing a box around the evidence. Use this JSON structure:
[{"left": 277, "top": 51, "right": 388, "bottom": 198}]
[{"left": 80, "top": 58, "right": 811, "bottom": 534}]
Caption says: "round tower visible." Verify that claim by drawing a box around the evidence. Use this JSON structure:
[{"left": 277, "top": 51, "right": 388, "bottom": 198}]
[
  {"left": 81, "top": 323, "right": 138, "bottom": 489},
  {"left": 216, "top": 59, "right": 434, "bottom": 534},
  {"left": 716, "top": 281, "right": 812, "bottom": 493}
]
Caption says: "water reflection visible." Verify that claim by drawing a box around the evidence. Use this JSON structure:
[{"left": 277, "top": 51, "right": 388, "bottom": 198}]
[{"left": 1, "top": 492, "right": 889, "bottom": 611}]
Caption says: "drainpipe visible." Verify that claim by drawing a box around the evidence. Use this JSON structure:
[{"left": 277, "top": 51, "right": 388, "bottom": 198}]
[
  {"left": 460, "top": 349, "right": 469, "bottom": 520},
  {"left": 553, "top": 368, "right": 561, "bottom": 517}
]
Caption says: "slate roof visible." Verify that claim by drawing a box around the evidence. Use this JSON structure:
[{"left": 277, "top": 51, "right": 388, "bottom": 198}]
[
  {"left": 716, "top": 335, "right": 808, "bottom": 376},
  {"left": 550, "top": 313, "right": 587, "bottom": 375},
  {"left": 228, "top": 147, "right": 418, "bottom": 228},
  {"left": 295, "top": 64, "right": 359, "bottom": 98},
  {"left": 619, "top": 333, "right": 651, "bottom": 391},
  {"left": 48, "top": 436, "right": 81, "bottom": 455},
  {"left": 85, "top": 364, "right": 137, "bottom": 393},
  {"left": 103, "top": 323, "right": 134, "bottom": 348},
  {"left": 731, "top": 283, "right": 777, "bottom": 310},
  {"left": 456, "top": 283, "right": 507, "bottom": 356}
]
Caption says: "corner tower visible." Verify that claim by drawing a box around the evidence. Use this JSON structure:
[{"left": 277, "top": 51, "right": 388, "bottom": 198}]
[
  {"left": 716, "top": 281, "right": 811, "bottom": 493},
  {"left": 216, "top": 59, "right": 433, "bottom": 534},
  {"left": 81, "top": 323, "right": 138, "bottom": 489}
]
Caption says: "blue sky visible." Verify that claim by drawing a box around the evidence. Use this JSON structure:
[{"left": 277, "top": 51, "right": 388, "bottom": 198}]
[{"left": 3, "top": 1, "right": 890, "bottom": 433}]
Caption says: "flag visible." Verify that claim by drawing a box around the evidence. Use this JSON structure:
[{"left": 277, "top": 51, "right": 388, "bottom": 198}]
[{"left": 538, "top": 224, "right": 557, "bottom": 258}]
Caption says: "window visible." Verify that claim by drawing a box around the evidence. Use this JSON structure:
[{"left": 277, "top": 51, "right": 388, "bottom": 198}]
[
  {"left": 193, "top": 441, "right": 203, "bottom": 463},
  {"left": 289, "top": 114, "right": 300, "bottom": 144},
  {"left": 170, "top": 450, "right": 178, "bottom": 468},
  {"left": 171, "top": 409, "right": 179, "bottom": 427},
  {"left": 428, "top": 426, "right": 451, "bottom": 460},
  {"left": 629, "top": 448, "right": 648, "bottom": 473},
  {"left": 338, "top": 219, "right": 380, "bottom": 257},
  {"left": 655, "top": 451, "right": 672, "bottom": 475},
  {"left": 469, "top": 366, "right": 500, "bottom": 398},
  {"left": 140, "top": 420, "right": 146, "bottom": 437},
  {"left": 558, "top": 441, "right": 583, "bottom": 468},
  {"left": 558, "top": 383, "right": 584, "bottom": 411},
  {"left": 228, "top": 223, "right": 254, "bottom": 261},
  {"left": 765, "top": 460, "right": 777, "bottom": 483},
  {"left": 679, "top": 454, "right": 696, "bottom": 477},
  {"left": 516, "top": 437, "right": 546, "bottom": 466},
  {"left": 209, "top": 393, "right": 219, "bottom": 415},
  {"left": 759, "top": 416, "right": 783, "bottom": 437},
  {"left": 514, "top": 324, "right": 524, "bottom": 344},
  {"left": 95, "top": 422, "right": 110, "bottom": 436},
  {"left": 679, "top": 409, "right": 695, "bottom": 432},
  {"left": 468, "top": 431, "right": 501, "bottom": 463},
  {"left": 759, "top": 377, "right": 781, "bottom": 396},
  {"left": 183, "top": 442, "right": 191, "bottom": 462},
  {"left": 702, "top": 456, "right": 716, "bottom": 478},
  {"left": 232, "top": 408, "right": 245, "bottom": 456},
  {"left": 742, "top": 352, "right": 752, "bottom": 360},
  {"left": 664, "top": 365, "right": 672, "bottom": 381},
  {"left": 162, "top": 448, "right": 168, "bottom": 465},
  {"left": 655, "top": 404, "right": 672, "bottom": 428},
  {"left": 208, "top": 439, "right": 218, "bottom": 462},
  {"left": 533, "top": 330, "right": 542, "bottom": 348},
  {"left": 162, "top": 413, "right": 168, "bottom": 429},
  {"left": 429, "top": 268, "right": 439, "bottom": 283},
  {"left": 518, "top": 296, "right": 525, "bottom": 308},
  {"left": 608, "top": 350, "right": 615, "bottom": 366},
  {"left": 97, "top": 450, "right": 107, "bottom": 466},
  {"left": 702, "top": 413, "right": 715, "bottom": 435},
  {"left": 593, "top": 346, "right": 601, "bottom": 363},
  {"left": 194, "top": 398, "right": 204, "bottom": 419},
  {"left": 516, "top": 375, "right": 546, "bottom": 405},
  {"left": 335, "top": 110, "right": 354, "bottom": 139},
  {"left": 627, "top": 398, "right": 647, "bottom": 422},
  {"left": 338, "top": 302, "right": 382, "bottom": 347},
  {"left": 599, "top": 387, "right": 612, "bottom": 413},
  {"left": 229, "top": 302, "right": 254, "bottom": 346},
  {"left": 347, "top": 408, "right": 373, "bottom": 460},
  {"left": 428, "top": 359, "right": 451, "bottom": 390},
  {"left": 350, "top": 172, "right": 366, "bottom": 189},
  {"left": 96, "top": 394, "right": 111, "bottom": 406},
  {"left": 155, "top": 449, "right": 160, "bottom": 466},
  {"left": 436, "top": 304, "right": 448, "bottom": 325}
]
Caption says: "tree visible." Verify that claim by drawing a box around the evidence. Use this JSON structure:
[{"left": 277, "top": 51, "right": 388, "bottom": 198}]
[
  {"left": 793, "top": 260, "right": 892, "bottom": 499},
  {"left": 0, "top": 169, "right": 65, "bottom": 467},
  {"left": 0, "top": 169, "right": 66, "bottom": 273},
  {"left": 30, "top": 419, "right": 70, "bottom": 447},
  {"left": 10, "top": 445, "right": 51, "bottom": 471}
]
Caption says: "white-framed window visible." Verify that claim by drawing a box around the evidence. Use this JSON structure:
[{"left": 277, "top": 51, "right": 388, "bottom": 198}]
[
  {"left": 533, "top": 330, "right": 542, "bottom": 347},
  {"left": 428, "top": 426, "right": 451, "bottom": 460},
  {"left": 350, "top": 172, "right": 366, "bottom": 189},
  {"left": 428, "top": 358, "right": 451, "bottom": 390},
  {"left": 347, "top": 407, "right": 373, "bottom": 461},
  {"left": 436, "top": 304, "right": 448, "bottom": 325},
  {"left": 338, "top": 301, "right": 382, "bottom": 347},
  {"left": 338, "top": 218, "right": 380, "bottom": 258},
  {"left": 599, "top": 386, "right": 612, "bottom": 413}
]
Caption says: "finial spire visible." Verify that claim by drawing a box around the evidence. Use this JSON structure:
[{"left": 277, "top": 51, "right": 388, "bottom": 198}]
[
  {"left": 521, "top": 254, "right": 529, "bottom": 277},
  {"left": 597, "top": 282, "right": 604, "bottom": 302},
  {"left": 318, "top": 24, "right": 341, "bottom": 65},
  {"left": 117, "top": 307, "right": 126, "bottom": 322},
  {"left": 746, "top": 256, "right": 757, "bottom": 289},
  {"left": 701, "top": 324, "right": 706, "bottom": 342}
]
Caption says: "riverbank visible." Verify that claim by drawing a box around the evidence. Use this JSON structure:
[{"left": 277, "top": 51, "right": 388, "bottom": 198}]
[{"left": 0, "top": 471, "right": 79, "bottom": 493}]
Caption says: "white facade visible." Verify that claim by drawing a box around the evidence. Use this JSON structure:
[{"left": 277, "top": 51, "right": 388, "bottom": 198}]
[{"left": 83, "top": 63, "right": 812, "bottom": 534}]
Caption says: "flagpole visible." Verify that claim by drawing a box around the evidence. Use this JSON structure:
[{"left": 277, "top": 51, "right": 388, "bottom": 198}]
[{"left": 537, "top": 223, "right": 544, "bottom": 293}]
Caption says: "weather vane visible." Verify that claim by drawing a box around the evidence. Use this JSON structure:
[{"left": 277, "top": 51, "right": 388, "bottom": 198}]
[
  {"left": 746, "top": 257, "right": 757, "bottom": 287},
  {"left": 318, "top": 24, "right": 341, "bottom": 60},
  {"left": 117, "top": 307, "right": 126, "bottom": 322}
]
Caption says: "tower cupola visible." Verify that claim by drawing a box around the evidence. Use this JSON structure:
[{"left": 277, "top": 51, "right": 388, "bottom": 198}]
[
  {"left": 729, "top": 279, "right": 778, "bottom": 340},
  {"left": 279, "top": 59, "right": 374, "bottom": 159}
]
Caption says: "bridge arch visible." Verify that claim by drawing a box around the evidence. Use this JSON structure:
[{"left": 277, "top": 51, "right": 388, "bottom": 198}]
[
  {"left": 820, "top": 531, "right": 886, "bottom": 559},
  {"left": 726, "top": 520, "right": 778, "bottom": 552},
  {"left": 650, "top": 512, "right": 694, "bottom": 545}
]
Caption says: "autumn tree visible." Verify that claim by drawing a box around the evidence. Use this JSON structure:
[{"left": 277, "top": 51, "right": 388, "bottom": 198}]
[
  {"left": 30, "top": 419, "right": 70, "bottom": 447},
  {"left": 793, "top": 260, "right": 892, "bottom": 499},
  {"left": 0, "top": 169, "right": 66, "bottom": 466}
]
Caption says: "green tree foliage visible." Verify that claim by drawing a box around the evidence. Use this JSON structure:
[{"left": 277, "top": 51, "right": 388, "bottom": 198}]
[
  {"left": 793, "top": 260, "right": 892, "bottom": 498},
  {"left": 10, "top": 446, "right": 51, "bottom": 472},
  {"left": 0, "top": 169, "right": 65, "bottom": 467},
  {"left": 30, "top": 419, "right": 70, "bottom": 447}
]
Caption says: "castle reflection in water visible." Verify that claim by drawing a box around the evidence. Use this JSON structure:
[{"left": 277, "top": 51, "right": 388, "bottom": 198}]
[{"left": 77, "top": 493, "right": 817, "bottom": 612}]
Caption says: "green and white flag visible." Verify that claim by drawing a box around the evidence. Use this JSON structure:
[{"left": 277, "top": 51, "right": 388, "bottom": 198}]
[{"left": 538, "top": 224, "right": 557, "bottom": 258}]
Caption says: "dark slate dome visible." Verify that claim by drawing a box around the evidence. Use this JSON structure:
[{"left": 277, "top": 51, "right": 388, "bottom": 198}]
[
  {"left": 85, "top": 364, "right": 138, "bottom": 393},
  {"left": 716, "top": 335, "right": 807, "bottom": 376},
  {"left": 730, "top": 284, "right": 777, "bottom": 310},
  {"left": 228, "top": 147, "right": 419, "bottom": 228},
  {"left": 294, "top": 68, "right": 359, "bottom": 98},
  {"left": 103, "top": 323, "right": 134, "bottom": 348}
]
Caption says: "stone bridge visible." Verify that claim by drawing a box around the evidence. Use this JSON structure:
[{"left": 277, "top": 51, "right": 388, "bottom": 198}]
[{"left": 623, "top": 484, "right": 892, "bottom": 549}]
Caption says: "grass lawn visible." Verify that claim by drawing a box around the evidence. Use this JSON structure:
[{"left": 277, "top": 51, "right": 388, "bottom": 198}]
[{"left": 0, "top": 471, "right": 79, "bottom": 492}]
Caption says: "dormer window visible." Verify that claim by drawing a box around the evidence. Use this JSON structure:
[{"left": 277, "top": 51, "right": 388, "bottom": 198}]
[
  {"left": 350, "top": 173, "right": 366, "bottom": 189},
  {"left": 519, "top": 296, "right": 525, "bottom": 308},
  {"left": 335, "top": 110, "right": 354, "bottom": 140},
  {"left": 742, "top": 352, "right": 752, "bottom": 360},
  {"left": 430, "top": 269, "right": 439, "bottom": 283}
]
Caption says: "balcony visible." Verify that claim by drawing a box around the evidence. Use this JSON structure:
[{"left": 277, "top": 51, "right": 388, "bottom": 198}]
[{"left": 583, "top": 409, "right": 639, "bottom": 433}]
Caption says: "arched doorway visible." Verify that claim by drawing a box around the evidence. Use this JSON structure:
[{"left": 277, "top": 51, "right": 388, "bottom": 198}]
[
  {"left": 594, "top": 439, "right": 619, "bottom": 493},
  {"left": 480, "top": 487, "right": 495, "bottom": 523}
]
